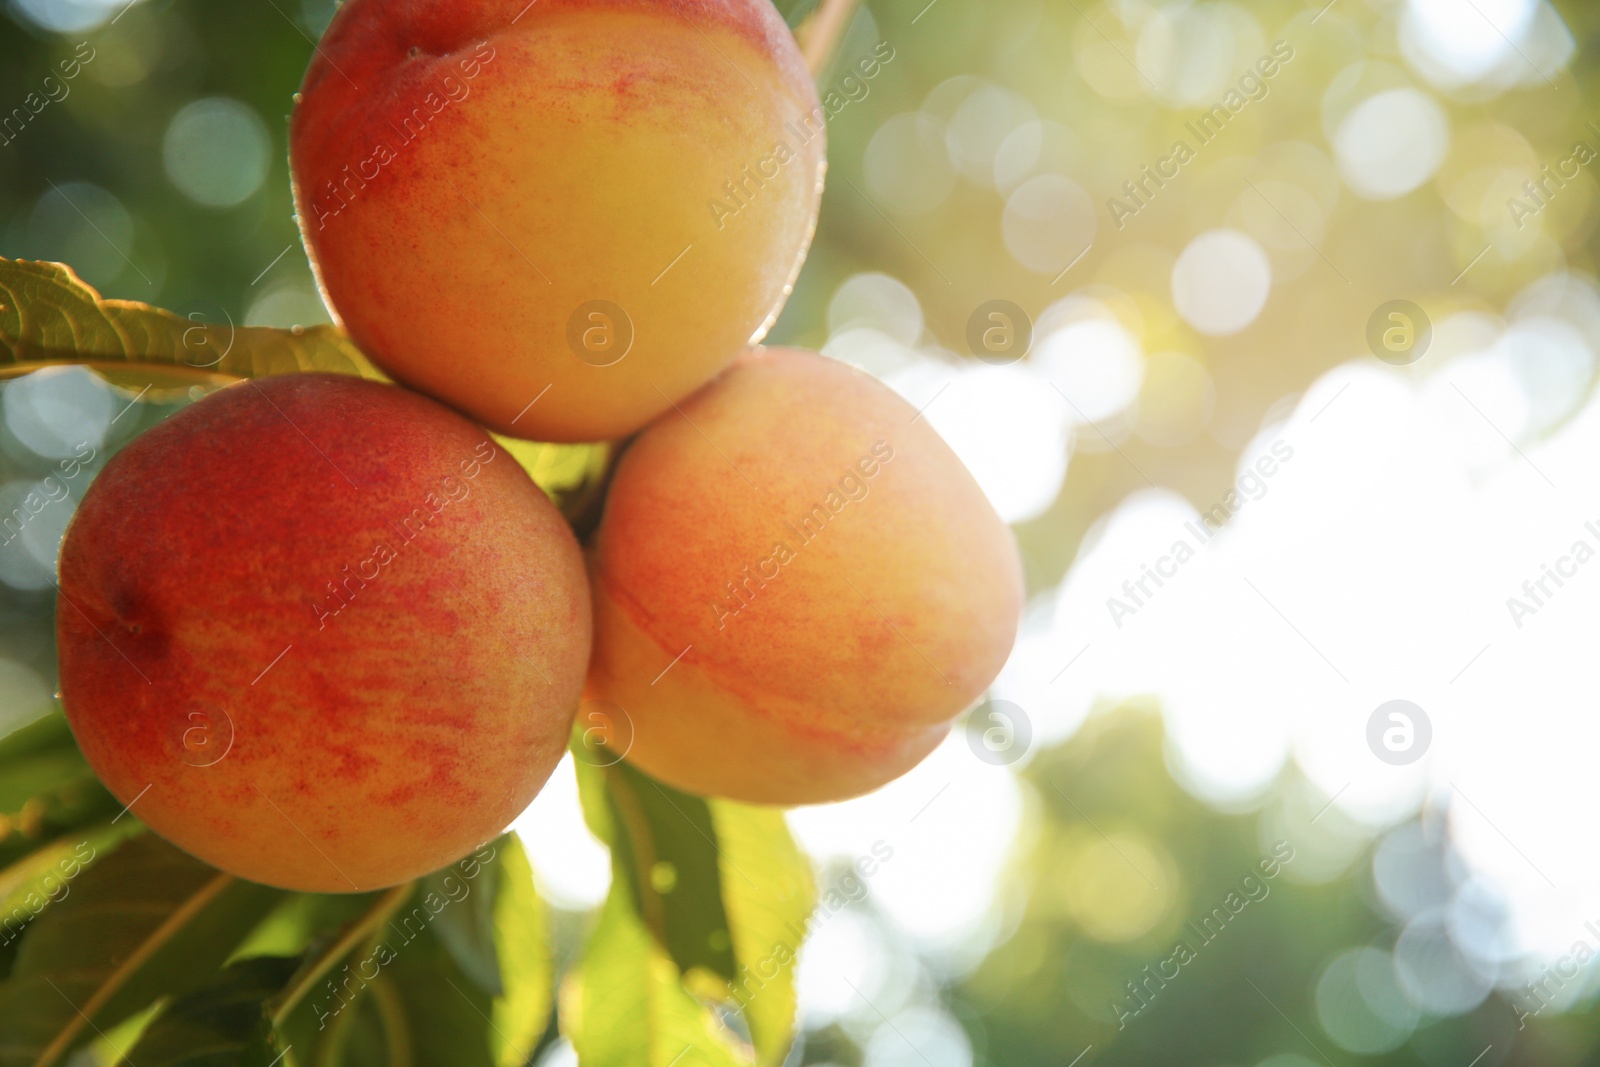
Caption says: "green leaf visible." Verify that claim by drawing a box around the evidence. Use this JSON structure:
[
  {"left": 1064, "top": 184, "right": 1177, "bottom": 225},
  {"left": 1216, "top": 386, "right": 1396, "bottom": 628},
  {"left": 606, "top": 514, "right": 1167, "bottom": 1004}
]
[
  {"left": 358, "top": 840, "right": 550, "bottom": 1067},
  {"left": 0, "top": 716, "right": 124, "bottom": 983},
  {"left": 381, "top": 923, "right": 501, "bottom": 1067},
  {"left": 0, "top": 750, "right": 89, "bottom": 821},
  {"left": 492, "top": 435, "right": 611, "bottom": 515},
  {"left": 423, "top": 861, "right": 501, "bottom": 995},
  {"left": 227, "top": 891, "right": 391, "bottom": 966},
  {"left": 0, "top": 714, "right": 122, "bottom": 903},
  {"left": 296, "top": 921, "right": 504, "bottom": 1067},
  {"left": 87, "top": 1003, "right": 165, "bottom": 1066},
  {"left": 120, "top": 957, "right": 300, "bottom": 1067},
  {"left": 707, "top": 800, "right": 814, "bottom": 1067},
  {"left": 267, "top": 839, "right": 549, "bottom": 1067},
  {"left": 572, "top": 741, "right": 616, "bottom": 844},
  {"left": 0, "top": 834, "right": 285, "bottom": 1067},
  {"left": 0, "top": 819, "right": 143, "bottom": 952},
  {"left": 562, "top": 883, "right": 747, "bottom": 1067},
  {"left": 0, "top": 258, "right": 379, "bottom": 391},
  {"left": 412, "top": 832, "right": 555, "bottom": 1065},
  {"left": 605, "top": 761, "right": 738, "bottom": 984},
  {"left": 567, "top": 757, "right": 817, "bottom": 1067},
  {"left": 267, "top": 883, "right": 415, "bottom": 1038},
  {"left": 489, "top": 835, "right": 552, "bottom": 1067},
  {"left": 0, "top": 712, "right": 115, "bottom": 829},
  {"left": 0, "top": 711, "right": 74, "bottom": 766}
]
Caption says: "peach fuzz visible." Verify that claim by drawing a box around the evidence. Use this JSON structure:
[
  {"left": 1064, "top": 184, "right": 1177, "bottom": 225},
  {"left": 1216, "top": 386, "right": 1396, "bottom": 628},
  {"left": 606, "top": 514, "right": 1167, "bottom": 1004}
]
[
  {"left": 290, "top": 0, "right": 826, "bottom": 443},
  {"left": 586, "top": 348, "right": 1024, "bottom": 804},
  {"left": 55, "top": 374, "right": 591, "bottom": 892}
]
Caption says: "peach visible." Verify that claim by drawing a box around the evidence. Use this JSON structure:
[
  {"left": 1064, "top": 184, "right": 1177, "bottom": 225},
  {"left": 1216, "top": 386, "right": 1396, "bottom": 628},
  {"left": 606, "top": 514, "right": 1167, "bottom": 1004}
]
[
  {"left": 290, "top": 0, "right": 826, "bottom": 443},
  {"left": 585, "top": 348, "right": 1024, "bottom": 804},
  {"left": 55, "top": 374, "right": 590, "bottom": 891}
]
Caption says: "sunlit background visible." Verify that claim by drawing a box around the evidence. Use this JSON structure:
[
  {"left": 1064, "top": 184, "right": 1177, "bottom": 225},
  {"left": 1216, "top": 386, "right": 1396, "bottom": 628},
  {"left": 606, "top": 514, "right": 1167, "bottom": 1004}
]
[{"left": 4, "top": 0, "right": 1600, "bottom": 1063}]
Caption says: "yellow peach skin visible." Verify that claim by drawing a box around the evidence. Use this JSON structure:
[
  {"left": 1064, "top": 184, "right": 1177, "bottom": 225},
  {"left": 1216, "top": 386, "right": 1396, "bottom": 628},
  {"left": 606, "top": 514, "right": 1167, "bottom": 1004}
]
[
  {"left": 56, "top": 375, "right": 591, "bottom": 891},
  {"left": 290, "top": 0, "right": 826, "bottom": 443},
  {"left": 586, "top": 348, "right": 1025, "bottom": 804}
]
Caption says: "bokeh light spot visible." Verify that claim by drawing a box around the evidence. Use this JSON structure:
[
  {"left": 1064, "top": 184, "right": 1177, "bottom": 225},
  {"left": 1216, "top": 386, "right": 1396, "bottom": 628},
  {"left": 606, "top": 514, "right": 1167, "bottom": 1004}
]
[
  {"left": 1333, "top": 88, "right": 1449, "bottom": 201},
  {"left": 1171, "top": 229, "right": 1272, "bottom": 336},
  {"left": 162, "top": 97, "right": 273, "bottom": 208}
]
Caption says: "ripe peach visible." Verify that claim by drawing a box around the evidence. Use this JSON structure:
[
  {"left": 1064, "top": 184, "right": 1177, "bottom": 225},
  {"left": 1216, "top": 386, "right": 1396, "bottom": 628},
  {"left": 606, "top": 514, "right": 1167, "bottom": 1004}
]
[
  {"left": 585, "top": 348, "right": 1024, "bottom": 804},
  {"left": 56, "top": 374, "right": 591, "bottom": 891},
  {"left": 290, "top": 0, "right": 826, "bottom": 443}
]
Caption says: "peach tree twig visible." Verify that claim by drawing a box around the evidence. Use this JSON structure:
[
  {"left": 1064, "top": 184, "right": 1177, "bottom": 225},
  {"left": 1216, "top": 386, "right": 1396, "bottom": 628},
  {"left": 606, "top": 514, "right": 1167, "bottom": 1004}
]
[
  {"left": 797, "top": 0, "right": 864, "bottom": 79},
  {"left": 268, "top": 881, "right": 416, "bottom": 1029}
]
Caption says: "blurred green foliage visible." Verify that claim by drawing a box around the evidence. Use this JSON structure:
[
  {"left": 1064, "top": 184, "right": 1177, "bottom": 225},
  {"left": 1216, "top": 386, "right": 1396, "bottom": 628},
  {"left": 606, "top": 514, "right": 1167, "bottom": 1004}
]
[
  {"left": 956, "top": 710, "right": 1514, "bottom": 1067},
  {"left": 0, "top": 0, "right": 330, "bottom": 322}
]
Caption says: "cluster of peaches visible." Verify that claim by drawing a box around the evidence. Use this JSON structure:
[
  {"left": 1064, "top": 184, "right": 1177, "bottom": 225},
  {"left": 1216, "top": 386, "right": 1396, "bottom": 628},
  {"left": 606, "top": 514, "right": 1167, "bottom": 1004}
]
[{"left": 55, "top": 0, "right": 1022, "bottom": 892}]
